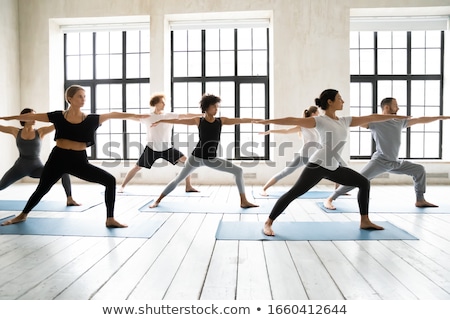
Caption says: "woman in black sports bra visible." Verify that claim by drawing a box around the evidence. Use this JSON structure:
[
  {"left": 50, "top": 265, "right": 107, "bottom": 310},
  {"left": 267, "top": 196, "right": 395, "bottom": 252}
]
[{"left": 0, "top": 85, "right": 149, "bottom": 228}]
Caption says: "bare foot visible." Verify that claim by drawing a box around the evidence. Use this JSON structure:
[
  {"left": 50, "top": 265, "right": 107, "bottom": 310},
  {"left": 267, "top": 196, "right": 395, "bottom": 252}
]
[
  {"left": 67, "top": 199, "right": 81, "bottom": 206},
  {"left": 1, "top": 213, "right": 28, "bottom": 226},
  {"left": 360, "top": 216, "right": 384, "bottom": 230},
  {"left": 259, "top": 189, "right": 269, "bottom": 197},
  {"left": 117, "top": 186, "right": 125, "bottom": 193},
  {"left": 149, "top": 200, "right": 159, "bottom": 208},
  {"left": 263, "top": 220, "right": 274, "bottom": 236},
  {"left": 106, "top": 217, "right": 127, "bottom": 228},
  {"left": 241, "top": 201, "right": 259, "bottom": 208},
  {"left": 415, "top": 200, "right": 438, "bottom": 208},
  {"left": 185, "top": 187, "right": 199, "bottom": 193},
  {"left": 323, "top": 198, "right": 336, "bottom": 210}
]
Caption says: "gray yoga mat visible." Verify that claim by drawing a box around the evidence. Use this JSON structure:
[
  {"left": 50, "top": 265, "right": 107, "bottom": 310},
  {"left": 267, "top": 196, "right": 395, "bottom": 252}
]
[
  {"left": 215, "top": 221, "right": 418, "bottom": 241},
  {"left": 316, "top": 200, "right": 450, "bottom": 214},
  {"left": 0, "top": 199, "right": 102, "bottom": 212},
  {"left": 139, "top": 199, "right": 278, "bottom": 214},
  {"left": 0, "top": 216, "right": 165, "bottom": 238}
]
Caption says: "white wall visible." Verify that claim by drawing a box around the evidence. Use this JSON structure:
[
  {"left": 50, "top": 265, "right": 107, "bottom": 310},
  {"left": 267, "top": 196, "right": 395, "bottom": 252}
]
[
  {"left": 3, "top": 0, "right": 450, "bottom": 186},
  {"left": 0, "top": 0, "right": 21, "bottom": 170}
]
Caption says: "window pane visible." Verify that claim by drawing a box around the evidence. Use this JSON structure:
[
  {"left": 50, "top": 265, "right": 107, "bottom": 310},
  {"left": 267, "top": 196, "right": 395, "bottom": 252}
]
[
  {"left": 349, "top": 50, "right": 360, "bottom": 74},
  {"left": 66, "top": 33, "right": 80, "bottom": 55},
  {"left": 359, "top": 49, "right": 374, "bottom": 74},
  {"left": 188, "top": 30, "right": 202, "bottom": 51},
  {"left": 110, "top": 54, "right": 123, "bottom": 79},
  {"left": 392, "top": 49, "right": 407, "bottom": 74},
  {"left": 173, "top": 30, "right": 187, "bottom": 51},
  {"left": 96, "top": 32, "right": 109, "bottom": 54},
  {"left": 392, "top": 31, "right": 407, "bottom": 48},
  {"left": 426, "top": 49, "right": 441, "bottom": 74},
  {"left": 411, "top": 30, "right": 425, "bottom": 48},
  {"left": 79, "top": 32, "right": 93, "bottom": 54},
  {"left": 126, "top": 53, "right": 140, "bottom": 78},
  {"left": 424, "top": 80, "right": 440, "bottom": 106},
  {"left": 96, "top": 54, "right": 110, "bottom": 79},
  {"left": 188, "top": 52, "right": 201, "bottom": 77},
  {"left": 377, "top": 31, "right": 391, "bottom": 48},
  {"left": 252, "top": 28, "right": 267, "bottom": 50},
  {"left": 110, "top": 31, "right": 123, "bottom": 54},
  {"left": 127, "top": 30, "right": 140, "bottom": 53},
  {"left": 173, "top": 52, "right": 188, "bottom": 77},
  {"left": 378, "top": 49, "right": 392, "bottom": 74},
  {"left": 205, "top": 51, "right": 219, "bottom": 76},
  {"left": 237, "top": 28, "right": 252, "bottom": 50},
  {"left": 253, "top": 51, "right": 267, "bottom": 76},
  {"left": 238, "top": 51, "right": 252, "bottom": 75},
  {"left": 220, "top": 51, "right": 234, "bottom": 76},
  {"left": 140, "top": 53, "right": 150, "bottom": 78},
  {"left": 66, "top": 56, "right": 80, "bottom": 80},
  {"left": 359, "top": 31, "right": 374, "bottom": 48},
  {"left": 80, "top": 55, "right": 93, "bottom": 79},
  {"left": 205, "top": 29, "right": 219, "bottom": 50},
  {"left": 220, "top": 28, "right": 235, "bottom": 50},
  {"left": 411, "top": 49, "right": 425, "bottom": 74}
]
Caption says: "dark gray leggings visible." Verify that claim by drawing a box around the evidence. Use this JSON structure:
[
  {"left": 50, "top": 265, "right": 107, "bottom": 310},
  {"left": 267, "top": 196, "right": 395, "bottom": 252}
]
[
  {"left": 0, "top": 157, "right": 72, "bottom": 196},
  {"left": 22, "top": 147, "right": 115, "bottom": 217},
  {"left": 269, "top": 163, "right": 370, "bottom": 221}
]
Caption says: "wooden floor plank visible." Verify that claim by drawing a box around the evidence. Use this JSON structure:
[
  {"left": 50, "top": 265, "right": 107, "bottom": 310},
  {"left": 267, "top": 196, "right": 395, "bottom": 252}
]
[{"left": 0, "top": 183, "right": 449, "bottom": 300}]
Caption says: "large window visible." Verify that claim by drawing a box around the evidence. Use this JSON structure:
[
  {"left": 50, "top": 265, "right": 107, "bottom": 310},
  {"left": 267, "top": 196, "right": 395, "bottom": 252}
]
[
  {"left": 64, "top": 29, "right": 150, "bottom": 160},
  {"left": 170, "top": 26, "right": 270, "bottom": 160},
  {"left": 350, "top": 30, "right": 444, "bottom": 159}
]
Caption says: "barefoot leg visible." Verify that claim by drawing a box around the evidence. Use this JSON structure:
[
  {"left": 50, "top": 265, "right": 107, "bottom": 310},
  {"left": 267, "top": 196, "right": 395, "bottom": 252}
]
[
  {"left": 240, "top": 194, "right": 259, "bottom": 208},
  {"left": 263, "top": 219, "right": 275, "bottom": 236},
  {"left": 360, "top": 215, "right": 384, "bottom": 230},
  {"left": 1, "top": 213, "right": 28, "bottom": 226}
]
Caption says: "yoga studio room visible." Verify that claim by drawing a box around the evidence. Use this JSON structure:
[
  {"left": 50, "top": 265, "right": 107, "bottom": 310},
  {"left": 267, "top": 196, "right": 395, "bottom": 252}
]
[{"left": 1, "top": 0, "right": 450, "bottom": 310}]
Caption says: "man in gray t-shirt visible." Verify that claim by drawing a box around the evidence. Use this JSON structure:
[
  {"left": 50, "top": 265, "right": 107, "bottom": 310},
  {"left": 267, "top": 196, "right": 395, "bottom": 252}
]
[{"left": 324, "top": 97, "right": 450, "bottom": 210}]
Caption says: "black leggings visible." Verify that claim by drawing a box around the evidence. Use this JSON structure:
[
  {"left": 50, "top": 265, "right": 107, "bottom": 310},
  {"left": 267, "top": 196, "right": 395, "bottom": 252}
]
[
  {"left": 23, "top": 147, "right": 116, "bottom": 217},
  {"left": 269, "top": 163, "right": 370, "bottom": 221}
]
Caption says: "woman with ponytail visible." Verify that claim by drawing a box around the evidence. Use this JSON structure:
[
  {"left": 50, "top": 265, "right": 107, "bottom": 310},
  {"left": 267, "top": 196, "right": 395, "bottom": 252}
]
[
  {"left": 259, "top": 106, "right": 320, "bottom": 196},
  {"left": 257, "top": 89, "right": 409, "bottom": 236}
]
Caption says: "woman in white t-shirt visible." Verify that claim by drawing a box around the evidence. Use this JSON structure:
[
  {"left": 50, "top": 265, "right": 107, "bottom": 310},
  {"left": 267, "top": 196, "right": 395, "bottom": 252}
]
[
  {"left": 259, "top": 106, "right": 320, "bottom": 196},
  {"left": 257, "top": 89, "right": 409, "bottom": 236},
  {"left": 119, "top": 93, "right": 200, "bottom": 193}
]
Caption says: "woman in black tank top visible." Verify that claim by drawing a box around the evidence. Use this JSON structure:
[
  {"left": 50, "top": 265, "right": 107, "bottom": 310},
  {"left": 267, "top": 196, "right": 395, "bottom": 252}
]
[
  {"left": 149, "top": 93, "right": 262, "bottom": 209},
  {"left": 0, "top": 108, "right": 79, "bottom": 205}
]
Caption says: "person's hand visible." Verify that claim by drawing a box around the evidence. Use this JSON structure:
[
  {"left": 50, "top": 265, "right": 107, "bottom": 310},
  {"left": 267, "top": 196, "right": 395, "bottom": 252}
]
[{"left": 258, "top": 130, "right": 270, "bottom": 135}]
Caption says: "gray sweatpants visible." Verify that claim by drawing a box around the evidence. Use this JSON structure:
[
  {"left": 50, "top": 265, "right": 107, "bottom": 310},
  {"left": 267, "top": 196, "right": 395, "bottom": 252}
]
[
  {"left": 331, "top": 158, "right": 426, "bottom": 201},
  {"left": 161, "top": 155, "right": 245, "bottom": 195},
  {"left": 271, "top": 154, "right": 309, "bottom": 182}
]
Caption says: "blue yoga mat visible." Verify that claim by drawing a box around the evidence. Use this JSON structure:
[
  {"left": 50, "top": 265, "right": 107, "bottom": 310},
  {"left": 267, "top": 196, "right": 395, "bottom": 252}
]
[
  {"left": 316, "top": 200, "right": 450, "bottom": 214},
  {"left": 0, "top": 216, "right": 165, "bottom": 238},
  {"left": 0, "top": 200, "right": 102, "bottom": 212},
  {"left": 215, "top": 221, "right": 418, "bottom": 241},
  {"left": 139, "top": 199, "right": 278, "bottom": 214},
  {"left": 252, "top": 190, "right": 333, "bottom": 199},
  {"left": 116, "top": 189, "right": 212, "bottom": 197}
]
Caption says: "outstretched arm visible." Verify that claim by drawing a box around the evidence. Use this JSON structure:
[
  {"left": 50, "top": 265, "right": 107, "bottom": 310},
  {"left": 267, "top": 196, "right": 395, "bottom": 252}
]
[
  {"left": 350, "top": 114, "right": 409, "bottom": 127},
  {"left": 221, "top": 117, "right": 264, "bottom": 125},
  {"left": 37, "top": 125, "right": 55, "bottom": 139},
  {"left": 152, "top": 117, "right": 200, "bottom": 126},
  {"left": 256, "top": 117, "right": 316, "bottom": 128},
  {"left": 0, "top": 124, "right": 19, "bottom": 137},
  {"left": 406, "top": 115, "right": 450, "bottom": 127},
  {"left": 0, "top": 112, "right": 49, "bottom": 123},
  {"left": 259, "top": 126, "right": 301, "bottom": 135},
  {"left": 178, "top": 113, "right": 204, "bottom": 119},
  {"left": 99, "top": 112, "right": 150, "bottom": 124}
]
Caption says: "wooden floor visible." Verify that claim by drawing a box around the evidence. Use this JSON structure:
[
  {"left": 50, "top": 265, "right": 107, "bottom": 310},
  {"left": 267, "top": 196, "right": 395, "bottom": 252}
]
[{"left": 0, "top": 182, "right": 449, "bottom": 300}]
